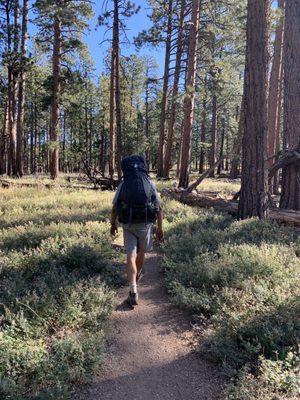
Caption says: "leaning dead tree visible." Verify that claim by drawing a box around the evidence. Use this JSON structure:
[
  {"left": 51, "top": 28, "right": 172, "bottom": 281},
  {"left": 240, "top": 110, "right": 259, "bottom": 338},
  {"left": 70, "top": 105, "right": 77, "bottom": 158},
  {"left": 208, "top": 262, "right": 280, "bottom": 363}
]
[
  {"left": 187, "top": 157, "right": 224, "bottom": 193},
  {"left": 269, "top": 143, "right": 300, "bottom": 182}
]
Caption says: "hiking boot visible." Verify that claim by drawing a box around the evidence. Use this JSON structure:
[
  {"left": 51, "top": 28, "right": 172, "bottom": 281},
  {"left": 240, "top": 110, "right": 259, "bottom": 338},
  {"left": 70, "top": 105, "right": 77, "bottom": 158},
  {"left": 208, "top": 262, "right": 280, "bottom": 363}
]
[{"left": 126, "top": 291, "right": 138, "bottom": 307}]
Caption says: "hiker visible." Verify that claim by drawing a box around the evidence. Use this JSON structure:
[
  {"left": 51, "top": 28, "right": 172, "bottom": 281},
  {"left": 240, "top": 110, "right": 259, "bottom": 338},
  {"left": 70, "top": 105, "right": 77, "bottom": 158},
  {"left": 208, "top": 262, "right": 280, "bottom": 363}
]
[{"left": 110, "top": 155, "right": 164, "bottom": 307}]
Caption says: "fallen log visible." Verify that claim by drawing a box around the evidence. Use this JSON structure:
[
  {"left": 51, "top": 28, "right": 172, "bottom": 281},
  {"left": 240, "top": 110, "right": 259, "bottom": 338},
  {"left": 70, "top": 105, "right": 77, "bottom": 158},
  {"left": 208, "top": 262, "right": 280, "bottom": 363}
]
[{"left": 162, "top": 188, "right": 300, "bottom": 227}]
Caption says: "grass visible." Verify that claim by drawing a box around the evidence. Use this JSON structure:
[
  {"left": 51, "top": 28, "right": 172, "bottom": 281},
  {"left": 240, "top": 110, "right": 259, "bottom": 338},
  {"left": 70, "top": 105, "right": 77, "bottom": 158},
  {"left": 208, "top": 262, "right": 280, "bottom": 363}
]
[
  {"left": 2, "top": 175, "right": 295, "bottom": 400},
  {"left": 161, "top": 199, "right": 300, "bottom": 400},
  {"left": 0, "top": 187, "right": 125, "bottom": 399}
]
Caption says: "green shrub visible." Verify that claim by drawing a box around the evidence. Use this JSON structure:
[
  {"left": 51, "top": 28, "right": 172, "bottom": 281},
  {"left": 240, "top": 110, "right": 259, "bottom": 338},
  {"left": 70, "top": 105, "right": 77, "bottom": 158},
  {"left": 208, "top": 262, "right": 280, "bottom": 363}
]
[
  {"left": 162, "top": 200, "right": 300, "bottom": 398},
  {"left": 0, "top": 188, "right": 123, "bottom": 399}
]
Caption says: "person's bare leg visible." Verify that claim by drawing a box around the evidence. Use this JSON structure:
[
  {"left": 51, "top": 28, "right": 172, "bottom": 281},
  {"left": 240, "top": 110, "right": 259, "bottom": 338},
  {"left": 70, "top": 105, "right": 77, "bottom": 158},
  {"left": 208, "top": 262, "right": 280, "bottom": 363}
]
[
  {"left": 127, "top": 253, "right": 137, "bottom": 287},
  {"left": 136, "top": 251, "right": 145, "bottom": 276},
  {"left": 126, "top": 253, "right": 138, "bottom": 305}
]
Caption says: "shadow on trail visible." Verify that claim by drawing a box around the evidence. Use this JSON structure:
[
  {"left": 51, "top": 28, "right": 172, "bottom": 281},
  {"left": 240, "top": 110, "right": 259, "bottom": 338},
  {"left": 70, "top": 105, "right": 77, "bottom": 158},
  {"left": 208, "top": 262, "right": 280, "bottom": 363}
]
[{"left": 80, "top": 352, "right": 221, "bottom": 400}]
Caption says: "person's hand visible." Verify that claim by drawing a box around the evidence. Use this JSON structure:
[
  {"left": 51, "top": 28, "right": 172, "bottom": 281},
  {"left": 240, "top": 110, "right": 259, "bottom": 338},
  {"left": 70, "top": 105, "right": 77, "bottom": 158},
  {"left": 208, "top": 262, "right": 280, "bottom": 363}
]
[
  {"left": 156, "top": 228, "right": 164, "bottom": 242},
  {"left": 110, "top": 223, "right": 118, "bottom": 236}
]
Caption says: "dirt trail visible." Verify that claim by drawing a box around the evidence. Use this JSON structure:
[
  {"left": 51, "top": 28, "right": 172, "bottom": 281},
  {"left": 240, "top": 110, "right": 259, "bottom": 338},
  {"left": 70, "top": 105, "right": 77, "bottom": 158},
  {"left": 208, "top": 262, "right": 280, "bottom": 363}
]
[{"left": 78, "top": 251, "right": 223, "bottom": 400}]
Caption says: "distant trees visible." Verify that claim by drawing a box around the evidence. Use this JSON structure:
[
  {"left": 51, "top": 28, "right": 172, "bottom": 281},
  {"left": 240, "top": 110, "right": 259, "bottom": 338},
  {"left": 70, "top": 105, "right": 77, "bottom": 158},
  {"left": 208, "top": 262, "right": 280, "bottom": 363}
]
[
  {"left": 0, "top": 0, "right": 299, "bottom": 218},
  {"left": 238, "top": 0, "right": 270, "bottom": 219},
  {"left": 0, "top": 0, "right": 247, "bottom": 182}
]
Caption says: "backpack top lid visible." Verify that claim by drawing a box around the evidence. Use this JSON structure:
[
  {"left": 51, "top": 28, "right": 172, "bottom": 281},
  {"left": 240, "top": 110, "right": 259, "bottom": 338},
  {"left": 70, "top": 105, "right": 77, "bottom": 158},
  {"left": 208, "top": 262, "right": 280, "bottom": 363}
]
[{"left": 121, "top": 155, "right": 148, "bottom": 178}]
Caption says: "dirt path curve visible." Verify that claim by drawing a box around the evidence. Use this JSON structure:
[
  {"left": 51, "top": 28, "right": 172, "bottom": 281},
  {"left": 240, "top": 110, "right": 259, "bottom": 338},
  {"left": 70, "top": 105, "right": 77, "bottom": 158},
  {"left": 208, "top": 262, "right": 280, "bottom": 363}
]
[{"left": 78, "top": 251, "right": 223, "bottom": 400}]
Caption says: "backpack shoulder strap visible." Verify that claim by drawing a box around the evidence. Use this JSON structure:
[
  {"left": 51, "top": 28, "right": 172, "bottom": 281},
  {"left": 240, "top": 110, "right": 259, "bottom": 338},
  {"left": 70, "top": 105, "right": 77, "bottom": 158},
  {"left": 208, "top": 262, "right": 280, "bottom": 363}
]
[{"left": 142, "top": 176, "right": 152, "bottom": 202}]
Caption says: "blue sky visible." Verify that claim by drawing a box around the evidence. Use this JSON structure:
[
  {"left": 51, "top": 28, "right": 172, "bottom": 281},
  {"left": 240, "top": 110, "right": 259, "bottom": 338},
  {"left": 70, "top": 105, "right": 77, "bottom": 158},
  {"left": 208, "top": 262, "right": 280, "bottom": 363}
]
[
  {"left": 88, "top": 0, "right": 165, "bottom": 75},
  {"left": 28, "top": 0, "right": 165, "bottom": 78}
]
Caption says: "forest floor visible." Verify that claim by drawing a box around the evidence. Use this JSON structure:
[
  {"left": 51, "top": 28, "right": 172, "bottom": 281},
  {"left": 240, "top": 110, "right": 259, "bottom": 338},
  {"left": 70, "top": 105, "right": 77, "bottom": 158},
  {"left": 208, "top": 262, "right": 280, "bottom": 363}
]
[
  {"left": 78, "top": 240, "right": 223, "bottom": 400},
  {"left": 1, "top": 178, "right": 298, "bottom": 400}
]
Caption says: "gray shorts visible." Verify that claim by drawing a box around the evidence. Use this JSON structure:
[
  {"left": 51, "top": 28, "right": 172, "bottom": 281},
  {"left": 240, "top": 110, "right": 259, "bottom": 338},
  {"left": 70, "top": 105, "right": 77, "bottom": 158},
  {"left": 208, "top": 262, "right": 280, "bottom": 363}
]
[{"left": 123, "top": 223, "right": 153, "bottom": 255}]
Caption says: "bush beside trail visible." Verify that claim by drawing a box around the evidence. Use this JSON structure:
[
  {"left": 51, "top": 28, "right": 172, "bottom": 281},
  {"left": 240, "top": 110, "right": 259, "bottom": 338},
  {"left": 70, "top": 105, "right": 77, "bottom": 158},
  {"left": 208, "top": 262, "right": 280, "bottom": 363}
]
[
  {"left": 162, "top": 199, "right": 300, "bottom": 400},
  {"left": 0, "top": 188, "right": 124, "bottom": 399}
]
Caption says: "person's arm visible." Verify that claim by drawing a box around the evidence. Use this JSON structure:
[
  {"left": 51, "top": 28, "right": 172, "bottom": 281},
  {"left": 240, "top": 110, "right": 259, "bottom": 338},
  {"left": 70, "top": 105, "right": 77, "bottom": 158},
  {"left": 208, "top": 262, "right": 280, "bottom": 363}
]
[
  {"left": 110, "top": 205, "right": 118, "bottom": 236},
  {"left": 110, "top": 182, "right": 122, "bottom": 236},
  {"left": 150, "top": 180, "right": 164, "bottom": 241},
  {"left": 156, "top": 207, "right": 164, "bottom": 241}
]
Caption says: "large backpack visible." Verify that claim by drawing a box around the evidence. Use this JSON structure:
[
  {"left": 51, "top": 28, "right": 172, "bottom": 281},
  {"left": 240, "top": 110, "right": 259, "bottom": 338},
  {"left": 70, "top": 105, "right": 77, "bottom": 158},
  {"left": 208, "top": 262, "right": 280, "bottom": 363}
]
[{"left": 116, "top": 155, "right": 158, "bottom": 224}]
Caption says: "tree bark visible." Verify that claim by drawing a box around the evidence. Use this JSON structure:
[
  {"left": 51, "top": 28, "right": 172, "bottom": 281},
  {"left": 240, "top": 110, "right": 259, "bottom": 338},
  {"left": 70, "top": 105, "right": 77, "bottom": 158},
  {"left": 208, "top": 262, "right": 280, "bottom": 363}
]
[
  {"left": 217, "top": 116, "right": 226, "bottom": 175},
  {"left": 208, "top": 90, "right": 217, "bottom": 177},
  {"left": 145, "top": 76, "right": 150, "bottom": 167},
  {"left": 230, "top": 76, "right": 246, "bottom": 179},
  {"left": 178, "top": 0, "right": 201, "bottom": 188},
  {"left": 280, "top": 0, "right": 300, "bottom": 210},
  {"left": 157, "top": 0, "right": 173, "bottom": 177},
  {"left": 114, "top": 0, "right": 122, "bottom": 180},
  {"left": 7, "top": 0, "right": 19, "bottom": 177},
  {"left": 163, "top": 0, "right": 185, "bottom": 178},
  {"left": 49, "top": 0, "right": 62, "bottom": 180},
  {"left": 199, "top": 85, "right": 207, "bottom": 174},
  {"left": 267, "top": 0, "right": 285, "bottom": 193},
  {"left": 0, "top": 103, "right": 8, "bottom": 175},
  {"left": 109, "top": 48, "right": 116, "bottom": 179},
  {"left": 238, "top": 0, "right": 270, "bottom": 219},
  {"left": 16, "top": 0, "right": 28, "bottom": 177}
]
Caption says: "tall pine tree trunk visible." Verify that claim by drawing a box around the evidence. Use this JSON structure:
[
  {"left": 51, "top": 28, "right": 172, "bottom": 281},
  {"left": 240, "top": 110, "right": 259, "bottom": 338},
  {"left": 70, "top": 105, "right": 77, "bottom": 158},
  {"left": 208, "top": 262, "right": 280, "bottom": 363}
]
[
  {"left": 208, "top": 89, "right": 217, "bottom": 177},
  {"left": 267, "top": 0, "right": 284, "bottom": 193},
  {"left": 217, "top": 115, "right": 226, "bottom": 175},
  {"left": 0, "top": 103, "right": 8, "bottom": 174},
  {"left": 238, "top": 0, "right": 270, "bottom": 219},
  {"left": 114, "top": 0, "right": 122, "bottom": 180},
  {"left": 8, "top": 0, "right": 19, "bottom": 176},
  {"left": 178, "top": 0, "right": 201, "bottom": 188},
  {"left": 163, "top": 0, "right": 185, "bottom": 178},
  {"left": 230, "top": 92, "right": 245, "bottom": 179},
  {"left": 49, "top": 0, "right": 62, "bottom": 180},
  {"left": 280, "top": 0, "right": 300, "bottom": 210},
  {"left": 109, "top": 49, "right": 116, "bottom": 179},
  {"left": 199, "top": 81, "right": 207, "bottom": 173},
  {"left": 157, "top": 0, "right": 173, "bottom": 177},
  {"left": 16, "top": 0, "right": 28, "bottom": 177},
  {"left": 145, "top": 75, "right": 150, "bottom": 167}
]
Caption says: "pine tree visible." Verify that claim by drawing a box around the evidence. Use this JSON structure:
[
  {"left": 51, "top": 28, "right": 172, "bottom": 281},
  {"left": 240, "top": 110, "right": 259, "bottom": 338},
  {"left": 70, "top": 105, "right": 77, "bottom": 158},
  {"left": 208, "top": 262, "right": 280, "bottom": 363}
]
[
  {"left": 34, "top": 0, "right": 92, "bottom": 179},
  {"left": 99, "top": 0, "right": 140, "bottom": 179},
  {"left": 280, "top": 0, "right": 300, "bottom": 210},
  {"left": 238, "top": 0, "right": 270, "bottom": 219},
  {"left": 268, "top": 0, "right": 284, "bottom": 194},
  {"left": 16, "top": 0, "right": 28, "bottom": 177},
  {"left": 178, "top": 0, "right": 201, "bottom": 188},
  {"left": 163, "top": 0, "right": 185, "bottom": 178}
]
